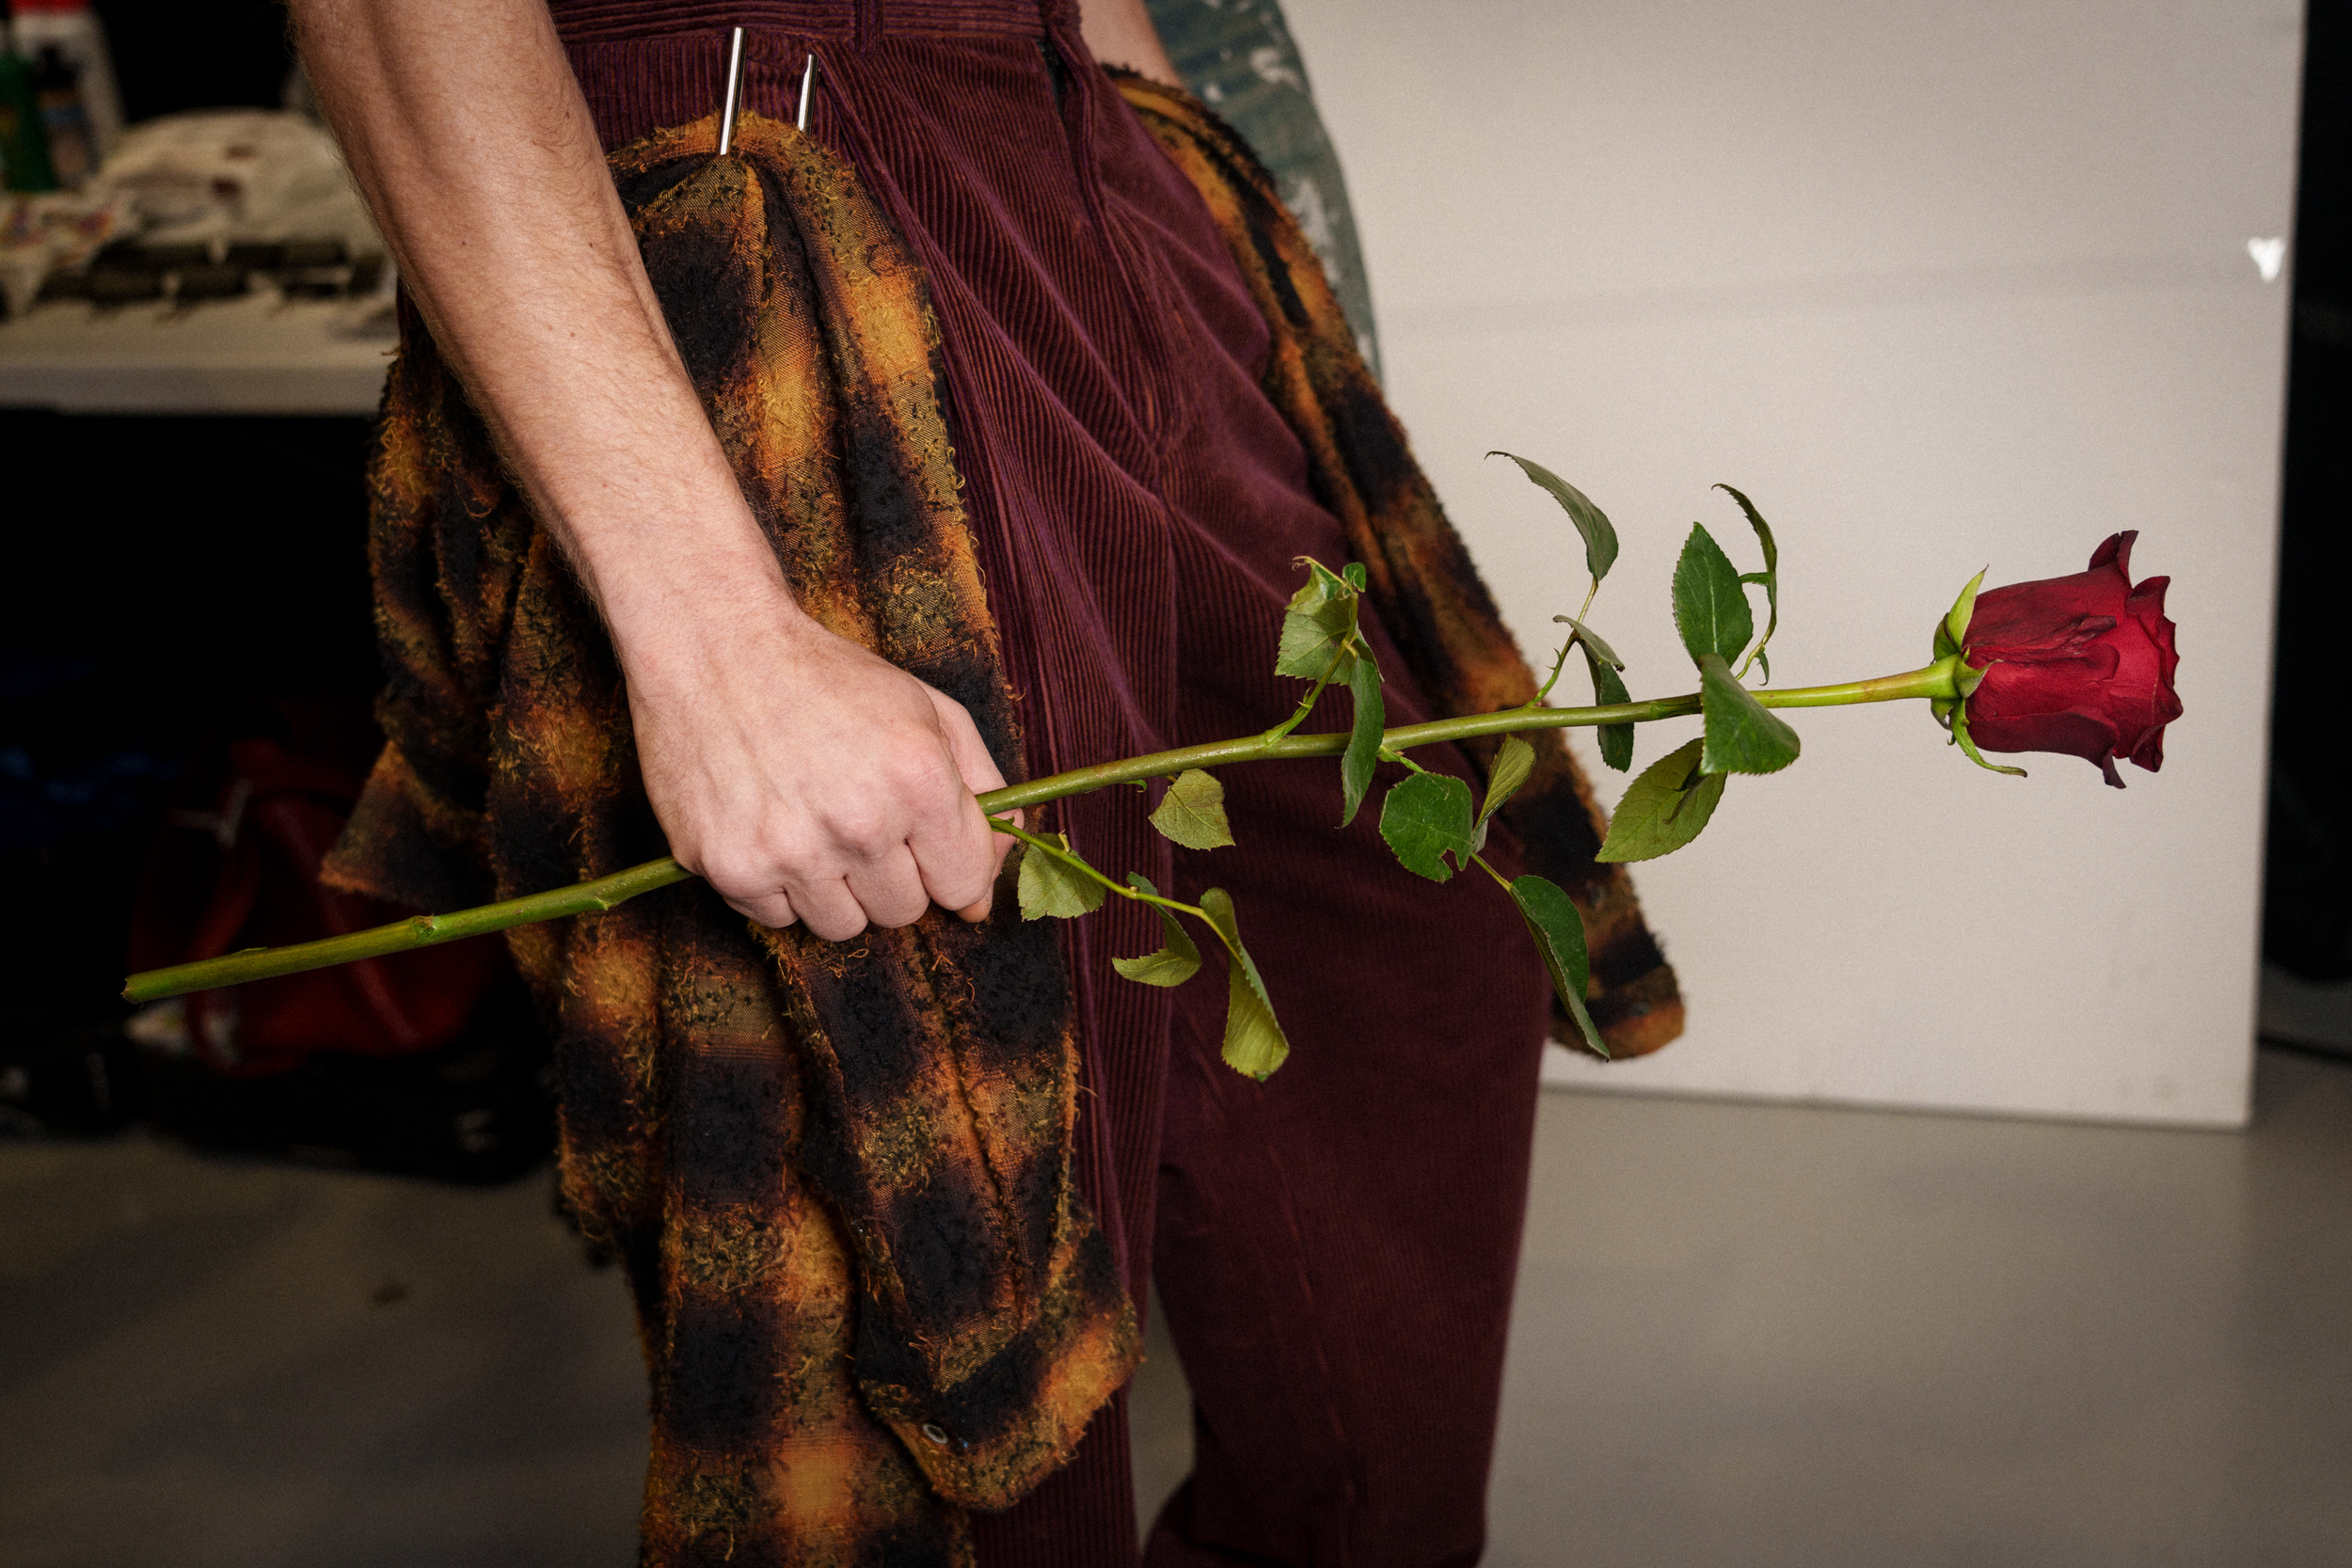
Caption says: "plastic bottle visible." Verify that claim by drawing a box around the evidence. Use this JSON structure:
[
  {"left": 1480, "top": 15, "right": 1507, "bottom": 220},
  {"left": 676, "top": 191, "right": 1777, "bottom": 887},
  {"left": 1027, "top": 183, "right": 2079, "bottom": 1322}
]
[
  {"left": 30, "top": 44, "right": 87, "bottom": 184},
  {"left": 0, "top": 29, "right": 56, "bottom": 193},
  {"left": 7, "top": 0, "right": 116, "bottom": 155}
]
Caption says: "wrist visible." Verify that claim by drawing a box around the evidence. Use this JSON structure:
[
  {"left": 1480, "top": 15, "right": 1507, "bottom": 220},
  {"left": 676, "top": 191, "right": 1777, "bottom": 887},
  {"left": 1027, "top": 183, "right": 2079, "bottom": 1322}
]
[{"left": 590, "top": 529, "right": 813, "bottom": 687}]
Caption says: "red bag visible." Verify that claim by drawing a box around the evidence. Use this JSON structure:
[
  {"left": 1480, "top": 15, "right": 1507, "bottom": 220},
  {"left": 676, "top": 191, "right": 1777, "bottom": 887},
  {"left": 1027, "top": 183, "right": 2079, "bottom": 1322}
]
[{"left": 127, "top": 698, "right": 508, "bottom": 1077}]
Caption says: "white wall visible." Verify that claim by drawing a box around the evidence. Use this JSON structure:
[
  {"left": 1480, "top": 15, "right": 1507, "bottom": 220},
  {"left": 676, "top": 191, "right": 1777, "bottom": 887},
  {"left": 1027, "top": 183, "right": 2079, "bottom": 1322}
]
[{"left": 1281, "top": 0, "right": 2304, "bottom": 1127}]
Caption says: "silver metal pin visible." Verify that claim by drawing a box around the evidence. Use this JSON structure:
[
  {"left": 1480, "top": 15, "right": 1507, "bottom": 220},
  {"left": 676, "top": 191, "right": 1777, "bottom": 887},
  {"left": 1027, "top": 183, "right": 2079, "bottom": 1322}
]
[
  {"left": 717, "top": 26, "right": 747, "bottom": 155},
  {"left": 796, "top": 50, "right": 819, "bottom": 132}
]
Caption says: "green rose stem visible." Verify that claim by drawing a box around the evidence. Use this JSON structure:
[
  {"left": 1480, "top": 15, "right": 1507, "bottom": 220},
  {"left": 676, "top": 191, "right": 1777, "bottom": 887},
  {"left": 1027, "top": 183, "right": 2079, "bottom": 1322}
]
[{"left": 120, "top": 658, "right": 1962, "bottom": 1004}]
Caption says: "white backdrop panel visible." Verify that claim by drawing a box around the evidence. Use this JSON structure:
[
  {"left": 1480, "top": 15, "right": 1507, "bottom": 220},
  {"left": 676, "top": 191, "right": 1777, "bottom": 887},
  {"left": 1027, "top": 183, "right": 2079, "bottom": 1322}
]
[{"left": 1279, "top": 0, "right": 2303, "bottom": 1126}]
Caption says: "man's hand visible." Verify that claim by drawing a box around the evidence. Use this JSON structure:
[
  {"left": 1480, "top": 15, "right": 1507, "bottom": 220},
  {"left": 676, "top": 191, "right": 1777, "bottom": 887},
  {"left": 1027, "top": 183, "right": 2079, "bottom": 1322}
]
[
  {"left": 628, "top": 589, "right": 1014, "bottom": 940},
  {"left": 294, "top": 0, "right": 1010, "bottom": 940}
]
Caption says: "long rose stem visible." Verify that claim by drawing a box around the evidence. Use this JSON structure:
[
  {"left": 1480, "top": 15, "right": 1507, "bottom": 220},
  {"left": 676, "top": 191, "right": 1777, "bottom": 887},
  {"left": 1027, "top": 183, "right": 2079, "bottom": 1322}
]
[{"left": 121, "top": 660, "right": 1961, "bottom": 1003}]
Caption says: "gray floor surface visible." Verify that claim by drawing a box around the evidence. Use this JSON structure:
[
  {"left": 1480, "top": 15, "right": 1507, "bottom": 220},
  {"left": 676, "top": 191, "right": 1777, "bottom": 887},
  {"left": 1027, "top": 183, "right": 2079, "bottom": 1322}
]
[{"left": 3, "top": 1050, "right": 2346, "bottom": 1566}]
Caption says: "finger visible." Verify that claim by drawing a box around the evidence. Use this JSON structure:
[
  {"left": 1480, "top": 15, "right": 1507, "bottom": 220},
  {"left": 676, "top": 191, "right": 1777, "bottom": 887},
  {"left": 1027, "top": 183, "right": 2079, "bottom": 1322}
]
[
  {"left": 921, "top": 689, "right": 1025, "bottom": 875},
  {"left": 906, "top": 774, "right": 1004, "bottom": 916},
  {"left": 845, "top": 846, "right": 932, "bottom": 930},
  {"left": 927, "top": 689, "right": 1010, "bottom": 797},
  {"left": 793, "top": 878, "right": 869, "bottom": 944},
  {"left": 912, "top": 828, "right": 996, "bottom": 917},
  {"left": 928, "top": 687, "right": 1017, "bottom": 867},
  {"left": 693, "top": 847, "right": 800, "bottom": 929},
  {"left": 723, "top": 890, "right": 799, "bottom": 930},
  {"left": 898, "top": 744, "right": 1002, "bottom": 917}
]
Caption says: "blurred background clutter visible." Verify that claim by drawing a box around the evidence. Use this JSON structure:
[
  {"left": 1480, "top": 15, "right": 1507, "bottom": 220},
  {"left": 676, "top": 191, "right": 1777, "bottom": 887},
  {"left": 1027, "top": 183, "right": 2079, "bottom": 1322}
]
[
  {"left": 1, "top": 0, "right": 490, "bottom": 1180},
  {"left": 1, "top": 0, "right": 389, "bottom": 324}
]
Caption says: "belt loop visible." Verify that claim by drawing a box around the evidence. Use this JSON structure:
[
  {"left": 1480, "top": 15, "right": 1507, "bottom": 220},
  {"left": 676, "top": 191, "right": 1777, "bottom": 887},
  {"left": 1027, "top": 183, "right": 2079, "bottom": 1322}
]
[{"left": 854, "top": 0, "right": 881, "bottom": 50}]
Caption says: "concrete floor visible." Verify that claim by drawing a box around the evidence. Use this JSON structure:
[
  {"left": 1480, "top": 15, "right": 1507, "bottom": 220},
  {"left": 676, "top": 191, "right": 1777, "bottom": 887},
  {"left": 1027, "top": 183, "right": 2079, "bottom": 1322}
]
[{"left": 3, "top": 1051, "right": 2347, "bottom": 1566}]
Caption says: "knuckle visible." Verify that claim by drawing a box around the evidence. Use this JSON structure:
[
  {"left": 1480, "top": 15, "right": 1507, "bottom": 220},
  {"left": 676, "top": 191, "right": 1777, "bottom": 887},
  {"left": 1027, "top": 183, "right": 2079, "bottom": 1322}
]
[
  {"left": 829, "top": 804, "right": 895, "bottom": 857},
  {"left": 698, "top": 849, "right": 766, "bottom": 898},
  {"left": 941, "top": 706, "right": 985, "bottom": 749},
  {"left": 758, "top": 835, "right": 820, "bottom": 884},
  {"left": 724, "top": 894, "right": 795, "bottom": 929},
  {"left": 809, "top": 910, "right": 868, "bottom": 943},
  {"left": 893, "top": 750, "right": 961, "bottom": 802},
  {"left": 761, "top": 825, "right": 848, "bottom": 889}
]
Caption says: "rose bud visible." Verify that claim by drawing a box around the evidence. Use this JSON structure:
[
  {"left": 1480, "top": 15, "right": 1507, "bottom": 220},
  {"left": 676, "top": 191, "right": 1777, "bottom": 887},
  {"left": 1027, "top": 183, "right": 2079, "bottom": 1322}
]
[{"left": 1950, "top": 531, "right": 2182, "bottom": 787}]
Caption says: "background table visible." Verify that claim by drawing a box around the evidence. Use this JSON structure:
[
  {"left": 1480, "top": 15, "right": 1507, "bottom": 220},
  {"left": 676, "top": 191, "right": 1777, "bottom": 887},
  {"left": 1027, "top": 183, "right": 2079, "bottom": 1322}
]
[{"left": 0, "top": 292, "right": 389, "bottom": 416}]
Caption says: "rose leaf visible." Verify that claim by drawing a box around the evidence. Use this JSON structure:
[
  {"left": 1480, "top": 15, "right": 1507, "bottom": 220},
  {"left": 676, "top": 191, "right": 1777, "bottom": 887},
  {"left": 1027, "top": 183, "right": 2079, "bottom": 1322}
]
[
  {"left": 1200, "top": 888, "right": 1289, "bottom": 1079},
  {"left": 1596, "top": 738, "right": 1728, "bottom": 863},
  {"left": 1479, "top": 735, "right": 1537, "bottom": 827},
  {"left": 1274, "top": 559, "right": 1360, "bottom": 681},
  {"left": 1671, "top": 523, "right": 1754, "bottom": 667},
  {"left": 1377, "top": 772, "right": 1477, "bottom": 882},
  {"left": 1698, "top": 654, "right": 1802, "bottom": 775},
  {"left": 1340, "top": 655, "right": 1387, "bottom": 827},
  {"left": 1110, "top": 873, "right": 1203, "bottom": 987},
  {"left": 1582, "top": 644, "right": 1635, "bottom": 771},
  {"left": 1550, "top": 612, "right": 1625, "bottom": 670},
  {"left": 1716, "top": 483, "right": 1781, "bottom": 673},
  {"left": 1510, "top": 873, "right": 1608, "bottom": 1059},
  {"left": 1487, "top": 451, "right": 1619, "bottom": 582},
  {"left": 1150, "top": 768, "right": 1236, "bottom": 850},
  {"left": 1016, "top": 832, "right": 1109, "bottom": 919}
]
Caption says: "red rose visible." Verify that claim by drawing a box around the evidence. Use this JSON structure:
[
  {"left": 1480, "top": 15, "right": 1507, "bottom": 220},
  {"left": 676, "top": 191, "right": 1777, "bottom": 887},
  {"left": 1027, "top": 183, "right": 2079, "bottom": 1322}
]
[{"left": 1960, "top": 531, "right": 2181, "bottom": 787}]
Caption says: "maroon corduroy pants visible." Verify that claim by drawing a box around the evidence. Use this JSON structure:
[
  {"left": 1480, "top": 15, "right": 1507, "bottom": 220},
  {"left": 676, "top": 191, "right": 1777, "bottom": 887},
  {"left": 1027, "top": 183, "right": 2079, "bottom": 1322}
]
[{"left": 551, "top": 3, "right": 1552, "bottom": 1562}]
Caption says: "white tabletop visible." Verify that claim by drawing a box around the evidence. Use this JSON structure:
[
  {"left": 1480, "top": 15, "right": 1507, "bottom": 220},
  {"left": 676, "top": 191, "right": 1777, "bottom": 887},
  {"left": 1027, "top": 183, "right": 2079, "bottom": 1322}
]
[{"left": 0, "top": 292, "right": 391, "bottom": 416}]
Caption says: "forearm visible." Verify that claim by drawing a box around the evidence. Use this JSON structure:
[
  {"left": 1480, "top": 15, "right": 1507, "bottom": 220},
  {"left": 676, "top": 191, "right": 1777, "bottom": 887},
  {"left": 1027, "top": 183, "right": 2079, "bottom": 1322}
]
[
  {"left": 290, "top": 3, "right": 1045, "bottom": 935},
  {"left": 290, "top": 0, "right": 798, "bottom": 668}
]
